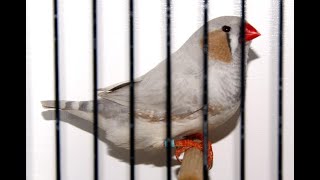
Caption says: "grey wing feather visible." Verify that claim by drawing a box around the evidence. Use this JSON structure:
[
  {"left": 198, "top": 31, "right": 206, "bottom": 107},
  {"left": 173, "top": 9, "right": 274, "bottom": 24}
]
[
  {"left": 98, "top": 76, "right": 144, "bottom": 93},
  {"left": 98, "top": 60, "right": 203, "bottom": 120}
]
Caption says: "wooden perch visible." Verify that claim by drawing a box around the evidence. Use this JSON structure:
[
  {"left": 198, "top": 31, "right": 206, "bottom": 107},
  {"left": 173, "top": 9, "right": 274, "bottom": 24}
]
[{"left": 178, "top": 147, "right": 203, "bottom": 180}]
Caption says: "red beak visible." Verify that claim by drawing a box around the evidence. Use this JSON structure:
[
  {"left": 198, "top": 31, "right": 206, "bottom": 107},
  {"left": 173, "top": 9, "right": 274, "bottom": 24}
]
[{"left": 245, "top": 23, "right": 261, "bottom": 41}]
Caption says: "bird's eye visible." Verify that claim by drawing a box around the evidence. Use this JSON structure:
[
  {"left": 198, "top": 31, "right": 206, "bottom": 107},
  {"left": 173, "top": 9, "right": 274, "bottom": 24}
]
[{"left": 222, "top": 25, "right": 231, "bottom": 32}]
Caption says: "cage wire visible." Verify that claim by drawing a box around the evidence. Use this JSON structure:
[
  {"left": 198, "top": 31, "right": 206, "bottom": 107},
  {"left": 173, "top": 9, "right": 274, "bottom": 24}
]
[
  {"left": 165, "top": 0, "right": 172, "bottom": 180},
  {"left": 53, "top": 0, "right": 61, "bottom": 179}
]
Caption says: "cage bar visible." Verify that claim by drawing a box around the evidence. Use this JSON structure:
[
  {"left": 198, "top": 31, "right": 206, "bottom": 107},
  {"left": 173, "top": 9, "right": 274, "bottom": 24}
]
[
  {"left": 165, "top": 0, "right": 172, "bottom": 180},
  {"left": 129, "top": 0, "right": 135, "bottom": 179},
  {"left": 92, "top": 0, "right": 99, "bottom": 180},
  {"left": 278, "top": 0, "right": 284, "bottom": 179},
  {"left": 53, "top": 0, "right": 61, "bottom": 179},
  {"left": 240, "top": 0, "right": 246, "bottom": 179},
  {"left": 202, "top": 0, "right": 209, "bottom": 179}
]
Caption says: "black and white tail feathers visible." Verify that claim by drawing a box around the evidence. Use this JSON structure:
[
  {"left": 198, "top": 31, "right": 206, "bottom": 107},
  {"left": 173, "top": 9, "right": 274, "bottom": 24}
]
[{"left": 41, "top": 100, "right": 94, "bottom": 112}]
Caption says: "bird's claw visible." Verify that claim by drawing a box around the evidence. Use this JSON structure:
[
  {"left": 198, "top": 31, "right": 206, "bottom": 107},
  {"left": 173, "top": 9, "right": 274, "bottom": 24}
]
[{"left": 174, "top": 133, "right": 214, "bottom": 169}]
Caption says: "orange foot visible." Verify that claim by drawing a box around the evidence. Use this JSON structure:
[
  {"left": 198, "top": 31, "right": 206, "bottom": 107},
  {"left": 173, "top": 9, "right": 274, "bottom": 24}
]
[{"left": 174, "top": 133, "right": 214, "bottom": 169}]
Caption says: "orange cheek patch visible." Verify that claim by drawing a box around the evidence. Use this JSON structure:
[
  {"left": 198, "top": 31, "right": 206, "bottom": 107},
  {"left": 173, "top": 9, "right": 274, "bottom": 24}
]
[{"left": 200, "top": 30, "right": 232, "bottom": 63}]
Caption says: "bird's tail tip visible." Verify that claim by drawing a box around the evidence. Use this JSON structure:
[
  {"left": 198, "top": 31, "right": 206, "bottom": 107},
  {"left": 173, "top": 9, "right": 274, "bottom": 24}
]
[
  {"left": 41, "top": 100, "right": 68, "bottom": 109},
  {"left": 41, "top": 100, "right": 56, "bottom": 108}
]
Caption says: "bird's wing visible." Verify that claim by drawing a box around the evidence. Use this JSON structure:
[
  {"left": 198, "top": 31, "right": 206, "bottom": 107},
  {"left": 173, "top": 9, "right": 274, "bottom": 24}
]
[
  {"left": 98, "top": 68, "right": 206, "bottom": 121},
  {"left": 98, "top": 75, "right": 144, "bottom": 93}
]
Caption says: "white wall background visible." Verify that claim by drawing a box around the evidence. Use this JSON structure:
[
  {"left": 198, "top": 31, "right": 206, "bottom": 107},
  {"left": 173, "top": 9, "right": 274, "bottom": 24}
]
[{"left": 26, "top": 0, "right": 294, "bottom": 179}]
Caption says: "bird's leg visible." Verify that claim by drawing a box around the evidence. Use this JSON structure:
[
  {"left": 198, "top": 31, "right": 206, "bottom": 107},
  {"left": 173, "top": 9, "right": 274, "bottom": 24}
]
[{"left": 174, "top": 133, "right": 214, "bottom": 169}]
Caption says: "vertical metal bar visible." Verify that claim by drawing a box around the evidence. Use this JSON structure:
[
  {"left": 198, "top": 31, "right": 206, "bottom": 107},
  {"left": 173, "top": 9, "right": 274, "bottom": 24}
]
[
  {"left": 165, "top": 0, "right": 172, "bottom": 180},
  {"left": 53, "top": 0, "right": 61, "bottom": 180},
  {"left": 92, "top": 0, "right": 99, "bottom": 180},
  {"left": 202, "top": 0, "right": 209, "bottom": 179},
  {"left": 278, "top": 0, "right": 284, "bottom": 179},
  {"left": 129, "top": 0, "right": 135, "bottom": 179},
  {"left": 240, "top": 0, "right": 246, "bottom": 180}
]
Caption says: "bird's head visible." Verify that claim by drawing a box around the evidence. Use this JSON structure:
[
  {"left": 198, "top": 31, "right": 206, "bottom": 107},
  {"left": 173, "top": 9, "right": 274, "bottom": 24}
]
[{"left": 197, "top": 16, "right": 260, "bottom": 65}]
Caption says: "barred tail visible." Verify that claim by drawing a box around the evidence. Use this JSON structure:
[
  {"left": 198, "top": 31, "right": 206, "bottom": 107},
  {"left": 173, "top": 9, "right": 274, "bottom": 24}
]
[{"left": 41, "top": 100, "right": 94, "bottom": 111}]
